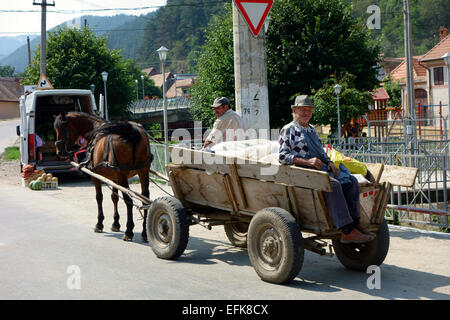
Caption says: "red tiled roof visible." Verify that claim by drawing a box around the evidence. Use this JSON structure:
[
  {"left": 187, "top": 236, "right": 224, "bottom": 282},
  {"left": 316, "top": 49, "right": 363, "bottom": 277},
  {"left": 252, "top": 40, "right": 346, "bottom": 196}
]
[
  {"left": 390, "top": 56, "right": 427, "bottom": 82},
  {"left": 0, "top": 77, "right": 23, "bottom": 102},
  {"left": 372, "top": 87, "right": 390, "bottom": 100},
  {"left": 420, "top": 33, "right": 450, "bottom": 61}
]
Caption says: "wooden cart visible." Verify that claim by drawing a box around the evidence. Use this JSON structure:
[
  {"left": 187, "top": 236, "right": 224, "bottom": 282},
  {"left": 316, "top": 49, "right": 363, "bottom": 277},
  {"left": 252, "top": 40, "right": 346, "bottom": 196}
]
[{"left": 146, "top": 147, "right": 418, "bottom": 284}]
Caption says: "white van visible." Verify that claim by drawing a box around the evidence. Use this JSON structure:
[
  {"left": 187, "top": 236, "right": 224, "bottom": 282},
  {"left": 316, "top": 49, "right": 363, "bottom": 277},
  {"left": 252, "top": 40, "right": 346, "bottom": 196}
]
[{"left": 17, "top": 89, "right": 98, "bottom": 173}]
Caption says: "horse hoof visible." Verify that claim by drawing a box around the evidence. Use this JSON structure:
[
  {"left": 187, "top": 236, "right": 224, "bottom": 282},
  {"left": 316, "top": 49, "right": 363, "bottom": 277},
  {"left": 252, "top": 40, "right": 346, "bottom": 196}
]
[
  {"left": 122, "top": 234, "right": 133, "bottom": 242},
  {"left": 111, "top": 226, "right": 120, "bottom": 232},
  {"left": 141, "top": 235, "right": 148, "bottom": 243},
  {"left": 94, "top": 227, "right": 103, "bottom": 233}
]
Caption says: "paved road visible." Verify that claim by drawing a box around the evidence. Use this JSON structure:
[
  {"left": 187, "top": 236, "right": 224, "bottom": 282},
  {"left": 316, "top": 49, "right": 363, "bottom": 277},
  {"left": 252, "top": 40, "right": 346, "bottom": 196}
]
[
  {"left": 0, "top": 173, "right": 449, "bottom": 301},
  {"left": 0, "top": 118, "right": 20, "bottom": 156}
]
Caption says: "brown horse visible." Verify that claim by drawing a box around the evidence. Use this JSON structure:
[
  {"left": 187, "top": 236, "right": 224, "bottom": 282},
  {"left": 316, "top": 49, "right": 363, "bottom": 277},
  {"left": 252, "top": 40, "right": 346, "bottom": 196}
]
[{"left": 53, "top": 111, "right": 153, "bottom": 242}]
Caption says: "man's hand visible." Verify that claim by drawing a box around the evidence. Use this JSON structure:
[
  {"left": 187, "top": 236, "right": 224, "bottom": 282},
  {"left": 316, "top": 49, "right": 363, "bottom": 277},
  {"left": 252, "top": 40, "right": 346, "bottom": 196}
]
[
  {"left": 328, "top": 162, "right": 339, "bottom": 177},
  {"left": 307, "top": 157, "right": 323, "bottom": 170}
]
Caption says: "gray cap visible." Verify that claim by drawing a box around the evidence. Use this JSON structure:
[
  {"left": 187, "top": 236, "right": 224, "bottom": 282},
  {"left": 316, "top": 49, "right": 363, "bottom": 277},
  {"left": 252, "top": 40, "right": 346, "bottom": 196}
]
[
  {"left": 291, "top": 95, "right": 314, "bottom": 108},
  {"left": 211, "top": 97, "right": 230, "bottom": 108}
]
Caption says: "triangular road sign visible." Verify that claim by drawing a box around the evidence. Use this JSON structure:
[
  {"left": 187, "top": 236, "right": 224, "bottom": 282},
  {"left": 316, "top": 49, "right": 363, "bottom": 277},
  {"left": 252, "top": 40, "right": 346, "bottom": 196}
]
[
  {"left": 36, "top": 73, "right": 54, "bottom": 90},
  {"left": 234, "top": 0, "right": 273, "bottom": 37}
]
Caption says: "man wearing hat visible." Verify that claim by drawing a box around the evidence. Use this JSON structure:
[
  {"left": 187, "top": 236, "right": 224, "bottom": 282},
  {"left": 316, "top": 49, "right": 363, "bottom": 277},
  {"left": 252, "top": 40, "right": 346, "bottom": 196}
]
[
  {"left": 203, "top": 97, "right": 246, "bottom": 149},
  {"left": 279, "top": 95, "right": 374, "bottom": 244}
]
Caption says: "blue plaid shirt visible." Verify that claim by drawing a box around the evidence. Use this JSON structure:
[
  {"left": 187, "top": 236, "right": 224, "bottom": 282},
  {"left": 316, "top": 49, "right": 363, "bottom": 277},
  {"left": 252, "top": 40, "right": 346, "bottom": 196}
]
[{"left": 279, "top": 120, "right": 353, "bottom": 184}]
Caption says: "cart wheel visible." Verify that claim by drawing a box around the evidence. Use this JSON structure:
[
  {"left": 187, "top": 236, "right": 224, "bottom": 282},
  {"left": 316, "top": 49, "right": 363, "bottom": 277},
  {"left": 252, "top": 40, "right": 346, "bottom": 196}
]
[
  {"left": 147, "top": 196, "right": 189, "bottom": 260},
  {"left": 247, "top": 207, "right": 304, "bottom": 284},
  {"left": 224, "top": 222, "right": 248, "bottom": 248},
  {"left": 332, "top": 219, "right": 390, "bottom": 271}
]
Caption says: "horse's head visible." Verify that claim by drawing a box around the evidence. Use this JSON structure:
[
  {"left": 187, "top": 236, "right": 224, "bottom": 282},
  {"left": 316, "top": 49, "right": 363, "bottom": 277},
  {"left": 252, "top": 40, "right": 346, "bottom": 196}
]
[{"left": 53, "top": 112, "right": 77, "bottom": 158}]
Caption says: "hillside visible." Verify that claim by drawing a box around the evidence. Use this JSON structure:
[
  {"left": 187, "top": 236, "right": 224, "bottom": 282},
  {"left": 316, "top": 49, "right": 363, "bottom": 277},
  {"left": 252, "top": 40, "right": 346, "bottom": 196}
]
[{"left": 0, "top": 14, "right": 137, "bottom": 74}]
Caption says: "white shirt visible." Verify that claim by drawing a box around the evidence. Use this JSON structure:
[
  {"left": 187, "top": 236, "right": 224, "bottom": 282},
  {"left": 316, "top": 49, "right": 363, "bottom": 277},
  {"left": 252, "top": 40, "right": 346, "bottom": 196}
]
[{"left": 206, "top": 109, "right": 246, "bottom": 146}]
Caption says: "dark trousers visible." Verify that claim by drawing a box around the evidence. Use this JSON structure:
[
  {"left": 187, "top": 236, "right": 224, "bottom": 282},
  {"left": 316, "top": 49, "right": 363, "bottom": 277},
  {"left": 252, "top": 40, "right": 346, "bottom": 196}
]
[{"left": 322, "top": 175, "right": 360, "bottom": 230}]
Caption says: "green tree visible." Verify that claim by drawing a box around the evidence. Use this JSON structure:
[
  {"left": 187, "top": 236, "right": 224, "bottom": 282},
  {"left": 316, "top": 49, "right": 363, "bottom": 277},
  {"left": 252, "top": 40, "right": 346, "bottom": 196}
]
[
  {"left": 312, "top": 74, "right": 372, "bottom": 135},
  {"left": 189, "top": 4, "right": 234, "bottom": 127},
  {"left": 23, "top": 27, "right": 159, "bottom": 119},
  {"left": 382, "top": 75, "right": 402, "bottom": 109},
  {"left": 267, "top": 0, "right": 381, "bottom": 128},
  {"left": 0, "top": 65, "right": 15, "bottom": 77}
]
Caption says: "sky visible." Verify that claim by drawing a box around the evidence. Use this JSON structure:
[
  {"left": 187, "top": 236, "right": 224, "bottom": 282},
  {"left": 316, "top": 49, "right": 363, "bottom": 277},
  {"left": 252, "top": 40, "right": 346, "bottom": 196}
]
[{"left": 0, "top": 0, "right": 167, "bottom": 36}]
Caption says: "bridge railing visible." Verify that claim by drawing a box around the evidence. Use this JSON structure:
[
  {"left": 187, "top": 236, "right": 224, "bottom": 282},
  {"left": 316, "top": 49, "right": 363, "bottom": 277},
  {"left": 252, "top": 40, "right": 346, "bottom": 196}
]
[{"left": 130, "top": 97, "right": 192, "bottom": 114}]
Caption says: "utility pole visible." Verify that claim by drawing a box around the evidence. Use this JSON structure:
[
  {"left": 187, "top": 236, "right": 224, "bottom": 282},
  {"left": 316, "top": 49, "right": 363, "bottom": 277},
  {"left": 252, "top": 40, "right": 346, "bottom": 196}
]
[
  {"left": 403, "top": 0, "right": 417, "bottom": 153},
  {"left": 33, "top": 0, "right": 55, "bottom": 77},
  {"left": 232, "top": 1, "right": 271, "bottom": 135},
  {"left": 26, "top": 36, "right": 32, "bottom": 66}
]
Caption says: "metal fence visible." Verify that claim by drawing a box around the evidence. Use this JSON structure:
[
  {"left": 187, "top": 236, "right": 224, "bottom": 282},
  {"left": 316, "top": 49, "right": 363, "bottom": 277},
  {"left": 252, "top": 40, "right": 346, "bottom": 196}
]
[
  {"left": 131, "top": 97, "right": 192, "bottom": 114},
  {"left": 327, "top": 118, "right": 450, "bottom": 230}
]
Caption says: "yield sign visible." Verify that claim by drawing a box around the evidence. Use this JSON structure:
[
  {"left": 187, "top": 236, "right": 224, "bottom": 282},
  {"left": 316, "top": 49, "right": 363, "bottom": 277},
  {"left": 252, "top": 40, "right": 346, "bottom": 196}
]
[{"left": 234, "top": 0, "right": 273, "bottom": 37}]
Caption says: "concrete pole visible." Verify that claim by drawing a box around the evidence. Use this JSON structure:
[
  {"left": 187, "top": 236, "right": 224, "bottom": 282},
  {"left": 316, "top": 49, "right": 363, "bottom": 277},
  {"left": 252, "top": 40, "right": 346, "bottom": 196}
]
[
  {"left": 232, "top": 2, "right": 270, "bottom": 135},
  {"left": 33, "top": 0, "right": 55, "bottom": 77}
]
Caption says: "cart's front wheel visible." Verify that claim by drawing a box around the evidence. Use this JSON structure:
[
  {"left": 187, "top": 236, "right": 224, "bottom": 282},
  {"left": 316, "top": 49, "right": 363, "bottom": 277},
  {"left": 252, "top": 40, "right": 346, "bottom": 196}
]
[
  {"left": 224, "top": 222, "right": 248, "bottom": 248},
  {"left": 247, "top": 207, "right": 304, "bottom": 284},
  {"left": 332, "top": 219, "right": 390, "bottom": 271},
  {"left": 147, "top": 196, "right": 189, "bottom": 260}
]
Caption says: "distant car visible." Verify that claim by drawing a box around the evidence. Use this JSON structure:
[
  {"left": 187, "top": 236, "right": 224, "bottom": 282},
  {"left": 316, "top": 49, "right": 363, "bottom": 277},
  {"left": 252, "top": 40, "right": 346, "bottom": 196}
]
[{"left": 17, "top": 89, "right": 98, "bottom": 173}]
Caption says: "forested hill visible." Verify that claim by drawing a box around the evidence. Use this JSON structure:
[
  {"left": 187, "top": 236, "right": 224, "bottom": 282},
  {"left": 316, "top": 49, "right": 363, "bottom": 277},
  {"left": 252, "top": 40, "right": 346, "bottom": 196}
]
[
  {"left": 136, "top": 0, "right": 228, "bottom": 72},
  {"left": 346, "top": 0, "right": 450, "bottom": 57}
]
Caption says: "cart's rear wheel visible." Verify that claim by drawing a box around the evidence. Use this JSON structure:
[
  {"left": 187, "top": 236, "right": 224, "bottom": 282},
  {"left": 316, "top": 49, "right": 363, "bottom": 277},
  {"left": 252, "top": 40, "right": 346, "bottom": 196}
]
[
  {"left": 332, "top": 219, "right": 390, "bottom": 271},
  {"left": 147, "top": 196, "right": 189, "bottom": 260},
  {"left": 247, "top": 207, "right": 304, "bottom": 284},
  {"left": 224, "top": 222, "right": 248, "bottom": 248}
]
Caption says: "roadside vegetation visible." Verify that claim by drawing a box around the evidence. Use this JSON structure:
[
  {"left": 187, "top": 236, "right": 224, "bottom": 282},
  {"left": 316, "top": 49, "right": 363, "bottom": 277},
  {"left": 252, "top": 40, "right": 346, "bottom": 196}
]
[{"left": 2, "top": 147, "right": 19, "bottom": 161}]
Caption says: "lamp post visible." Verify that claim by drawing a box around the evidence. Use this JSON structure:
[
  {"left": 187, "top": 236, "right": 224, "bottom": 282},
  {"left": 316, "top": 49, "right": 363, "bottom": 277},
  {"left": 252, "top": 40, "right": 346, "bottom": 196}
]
[
  {"left": 135, "top": 79, "right": 139, "bottom": 101},
  {"left": 157, "top": 46, "right": 169, "bottom": 169},
  {"left": 101, "top": 71, "right": 109, "bottom": 121},
  {"left": 141, "top": 75, "right": 145, "bottom": 99},
  {"left": 263, "top": 15, "right": 271, "bottom": 33},
  {"left": 334, "top": 84, "right": 342, "bottom": 144}
]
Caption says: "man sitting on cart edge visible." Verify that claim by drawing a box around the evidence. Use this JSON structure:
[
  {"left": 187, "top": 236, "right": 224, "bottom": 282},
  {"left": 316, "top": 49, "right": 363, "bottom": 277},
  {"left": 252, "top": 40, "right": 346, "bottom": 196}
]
[
  {"left": 278, "top": 95, "right": 375, "bottom": 244},
  {"left": 203, "top": 97, "right": 246, "bottom": 150}
]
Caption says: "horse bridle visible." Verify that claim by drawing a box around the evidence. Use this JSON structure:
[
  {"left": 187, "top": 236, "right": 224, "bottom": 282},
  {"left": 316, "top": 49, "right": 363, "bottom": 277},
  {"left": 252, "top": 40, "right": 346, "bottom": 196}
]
[{"left": 55, "top": 116, "right": 80, "bottom": 156}]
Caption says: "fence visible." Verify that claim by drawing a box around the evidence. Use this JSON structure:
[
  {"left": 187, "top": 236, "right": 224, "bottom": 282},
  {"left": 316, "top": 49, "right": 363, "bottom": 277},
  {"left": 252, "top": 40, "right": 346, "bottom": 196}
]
[
  {"left": 327, "top": 118, "right": 450, "bottom": 229},
  {"left": 131, "top": 97, "right": 192, "bottom": 114}
]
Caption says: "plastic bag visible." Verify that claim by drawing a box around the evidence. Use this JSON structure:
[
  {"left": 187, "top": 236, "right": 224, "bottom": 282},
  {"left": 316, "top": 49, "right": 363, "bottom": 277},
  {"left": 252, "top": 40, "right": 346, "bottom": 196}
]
[{"left": 326, "top": 145, "right": 367, "bottom": 176}]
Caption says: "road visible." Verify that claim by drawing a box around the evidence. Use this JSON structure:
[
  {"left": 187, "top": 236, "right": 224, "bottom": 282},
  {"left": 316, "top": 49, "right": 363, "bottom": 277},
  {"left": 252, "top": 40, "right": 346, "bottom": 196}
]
[
  {"left": 0, "top": 169, "right": 449, "bottom": 302},
  {"left": 0, "top": 118, "right": 20, "bottom": 156}
]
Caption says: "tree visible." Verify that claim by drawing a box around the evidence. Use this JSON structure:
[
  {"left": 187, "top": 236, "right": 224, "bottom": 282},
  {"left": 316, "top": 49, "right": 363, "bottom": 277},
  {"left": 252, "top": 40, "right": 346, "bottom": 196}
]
[
  {"left": 0, "top": 65, "right": 15, "bottom": 77},
  {"left": 189, "top": 4, "right": 234, "bottom": 127},
  {"left": 190, "top": 0, "right": 381, "bottom": 128},
  {"left": 23, "top": 27, "right": 159, "bottom": 119},
  {"left": 312, "top": 74, "right": 372, "bottom": 135},
  {"left": 267, "top": 0, "right": 381, "bottom": 128},
  {"left": 382, "top": 75, "right": 402, "bottom": 109}
]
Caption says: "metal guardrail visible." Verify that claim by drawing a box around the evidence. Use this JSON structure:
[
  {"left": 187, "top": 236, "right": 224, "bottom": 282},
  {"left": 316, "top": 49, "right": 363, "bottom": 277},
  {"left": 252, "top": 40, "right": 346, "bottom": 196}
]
[{"left": 130, "top": 97, "right": 192, "bottom": 114}]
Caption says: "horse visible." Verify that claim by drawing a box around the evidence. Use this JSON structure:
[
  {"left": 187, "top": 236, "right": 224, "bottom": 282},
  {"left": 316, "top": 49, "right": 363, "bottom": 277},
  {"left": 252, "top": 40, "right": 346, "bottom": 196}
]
[{"left": 53, "top": 111, "right": 153, "bottom": 242}]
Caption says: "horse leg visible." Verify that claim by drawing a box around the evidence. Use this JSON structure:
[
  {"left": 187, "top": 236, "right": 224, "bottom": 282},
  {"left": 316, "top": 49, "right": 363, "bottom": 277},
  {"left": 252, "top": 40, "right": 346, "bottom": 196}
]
[
  {"left": 120, "top": 176, "right": 134, "bottom": 241},
  {"left": 138, "top": 168, "right": 150, "bottom": 242},
  {"left": 93, "top": 178, "right": 104, "bottom": 233},
  {"left": 111, "top": 188, "right": 121, "bottom": 232}
]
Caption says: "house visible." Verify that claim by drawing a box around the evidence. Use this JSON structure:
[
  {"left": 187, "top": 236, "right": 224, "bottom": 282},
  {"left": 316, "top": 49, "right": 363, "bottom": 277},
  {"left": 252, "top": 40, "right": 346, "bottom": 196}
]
[
  {"left": 389, "top": 27, "right": 450, "bottom": 120},
  {"left": 166, "top": 74, "right": 196, "bottom": 99},
  {"left": 149, "top": 71, "right": 175, "bottom": 93},
  {"left": 0, "top": 77, "right": 23, "bottom": 119}
]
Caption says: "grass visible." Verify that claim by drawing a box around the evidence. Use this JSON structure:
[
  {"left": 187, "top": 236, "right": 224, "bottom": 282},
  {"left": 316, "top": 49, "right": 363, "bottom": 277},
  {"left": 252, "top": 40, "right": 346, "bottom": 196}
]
[{"left": 3, "top": 146, "right": 19, "bottom": 161}]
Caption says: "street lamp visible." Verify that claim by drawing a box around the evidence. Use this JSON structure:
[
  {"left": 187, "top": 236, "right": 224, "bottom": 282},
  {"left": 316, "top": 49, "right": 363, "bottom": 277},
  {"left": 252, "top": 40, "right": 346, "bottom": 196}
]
[
  {"left": 101, "top": 71, "right": 109, "bottom": 121},
  {"left": 141, "top": 75, "right": 145, "bottom": 99},
  {"left": 135, "top": 79, "right": 139, "bottom": 101},
  {"left": 90, "top": 83, "right": 95, "bottom": 94},
  {"left": 157, "top": 46, "right": 169, "bottom": 169},
  {"left": 334, "top": 84, "right": 342, "bottom": 144}
]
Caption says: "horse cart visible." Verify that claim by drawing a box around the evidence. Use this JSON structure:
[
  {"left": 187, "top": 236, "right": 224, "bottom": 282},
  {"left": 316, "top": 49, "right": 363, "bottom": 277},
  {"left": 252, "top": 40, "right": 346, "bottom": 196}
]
[
  {"left": 72, "top": 144, "right": 417, "bottom": 284},
  {"left": 145, "top": 147, "right": 418, "bottom": 284}
]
